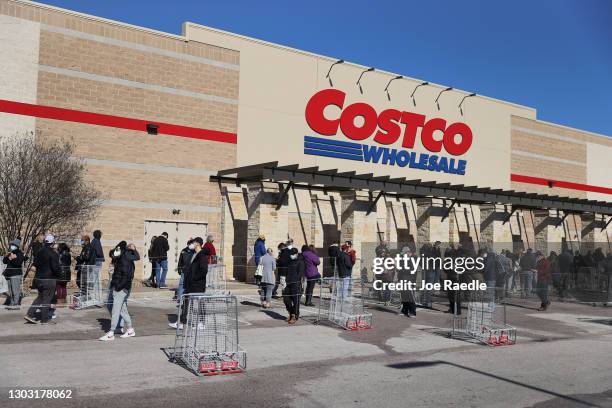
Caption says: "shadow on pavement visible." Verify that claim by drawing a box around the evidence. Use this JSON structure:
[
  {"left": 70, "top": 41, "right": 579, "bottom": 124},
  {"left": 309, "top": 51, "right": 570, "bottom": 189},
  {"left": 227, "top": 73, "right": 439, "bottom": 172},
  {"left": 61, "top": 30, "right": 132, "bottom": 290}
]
[{"left": 387, "top": 360, "right": 602, "bottom": 408}]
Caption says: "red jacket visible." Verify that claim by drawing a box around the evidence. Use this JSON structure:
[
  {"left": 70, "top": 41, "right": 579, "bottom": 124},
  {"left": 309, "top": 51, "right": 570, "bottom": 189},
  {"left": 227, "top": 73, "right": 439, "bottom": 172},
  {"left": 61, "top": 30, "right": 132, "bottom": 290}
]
[
  {"left": 347, "top": 249, "right": 356, "bottom": 265},
  {"left": 203, "top": 242, "right": 216, "bottom": 263},
  {"left": 537, "top": 258, "right": 551, "bottom": 281}
]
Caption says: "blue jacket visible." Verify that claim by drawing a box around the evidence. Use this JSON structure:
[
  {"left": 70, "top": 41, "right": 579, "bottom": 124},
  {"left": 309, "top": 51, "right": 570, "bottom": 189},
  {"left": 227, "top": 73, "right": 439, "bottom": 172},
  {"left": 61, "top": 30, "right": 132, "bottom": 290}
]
[{"left": 254, "top": 239, "right": 266, "bottom": 266}]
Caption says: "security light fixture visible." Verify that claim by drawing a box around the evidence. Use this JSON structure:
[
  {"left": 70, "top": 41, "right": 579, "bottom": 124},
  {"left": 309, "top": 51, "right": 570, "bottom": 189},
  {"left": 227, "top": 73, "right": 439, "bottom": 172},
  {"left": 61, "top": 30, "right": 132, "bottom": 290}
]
[
  {"left": 146, "top": 123, "right": 159, "bottom": 135},
  {"left": 172, "top": 209, "right": 181, "bottom": 215},
  {"left": 384, "top": 75, "right": 403, "bottom": 100},
  {"left": 458, "top": 93, "right": 477, "bottom": 116},
  {"left": 356, "top": 67, "right": 375, "bottom": 94},
  {"left": 409, "top": 81, "right": 429, "bottom": 106},
  {"left": 325, "top": 59, "right": 344, "bottom": 87},
  {"left": 435, "top": 87, "right": 453, "bottom": 110}
]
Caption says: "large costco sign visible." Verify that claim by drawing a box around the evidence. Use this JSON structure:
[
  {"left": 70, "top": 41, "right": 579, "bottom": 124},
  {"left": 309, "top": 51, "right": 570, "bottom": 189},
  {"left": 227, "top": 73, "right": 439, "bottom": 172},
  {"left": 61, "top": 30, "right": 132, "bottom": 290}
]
[{"left": 304, "top": 89, "right": 472, "bottom": 175}]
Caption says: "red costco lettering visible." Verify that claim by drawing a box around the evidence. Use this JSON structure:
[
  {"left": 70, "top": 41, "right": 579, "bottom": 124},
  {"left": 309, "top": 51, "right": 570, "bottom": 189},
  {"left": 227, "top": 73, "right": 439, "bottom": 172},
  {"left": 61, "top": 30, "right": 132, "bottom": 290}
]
[{"left": 304, "top": 89, "right": 473, "bottom": 156}]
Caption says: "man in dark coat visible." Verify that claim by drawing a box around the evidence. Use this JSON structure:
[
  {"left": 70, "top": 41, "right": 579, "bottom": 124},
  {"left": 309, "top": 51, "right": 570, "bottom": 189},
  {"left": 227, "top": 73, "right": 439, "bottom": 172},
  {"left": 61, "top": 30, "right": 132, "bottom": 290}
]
[
  {"left": 327, "top": 241, "right": 341, "bottom": 277},
  {"left": 75, "top": 235, "right": 97, "bottom": 291},
  {"left": 151, "top": 232, "right": 170, "bottom": 289},
  {"left": 520, "top": 248, "right": 537, "bottom": 297},
  {"left": 25, "top": 234, "right": 60, "bottom": 324},
  {"left": 171, "top": 237, "right": 210, "bottom": 329},
  {"left": 283, "top": 247, "right": 304, "bottom": 324},
  {"left": 175, "top": 238, "right": 194, "bottom": 301},
  {"left": 91, "top": 229, "right": 105, "bottom": 267}
]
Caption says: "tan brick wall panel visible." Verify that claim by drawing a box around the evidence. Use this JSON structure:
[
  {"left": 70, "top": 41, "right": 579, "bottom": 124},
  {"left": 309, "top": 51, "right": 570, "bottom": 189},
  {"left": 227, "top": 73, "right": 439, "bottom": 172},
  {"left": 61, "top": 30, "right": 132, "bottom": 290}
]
[
  {"left": 0, "top": 0, "right": 239, "bottom": 65},
  {"left": 37, "top": 120, "right": 237, "bottom": 171},
  {"left": 511, "top": 130, "right": 586, "bottom": 163},
  {"left": 39, "top": 30, "right": 239, "bottom": 99},
  {"left": 83, "top": 164, "right": 223, "bottom": 208},
  {"left": 37, "top": 71, "right": 238, "bottom": 133}
]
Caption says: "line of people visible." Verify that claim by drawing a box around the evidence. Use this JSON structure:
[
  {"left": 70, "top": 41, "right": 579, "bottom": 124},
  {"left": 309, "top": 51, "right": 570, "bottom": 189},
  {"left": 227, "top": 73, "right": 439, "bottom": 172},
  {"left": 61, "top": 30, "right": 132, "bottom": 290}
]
[{"left": 252, "top": 235, "right": 358, "bottom": 324}]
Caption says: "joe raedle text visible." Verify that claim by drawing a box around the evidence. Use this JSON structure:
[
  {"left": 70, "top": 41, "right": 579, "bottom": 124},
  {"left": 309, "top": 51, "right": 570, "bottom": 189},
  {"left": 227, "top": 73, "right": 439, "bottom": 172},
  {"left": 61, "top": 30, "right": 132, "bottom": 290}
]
[{"left": 372, "top": 279, "right": 488, "bottom": 291}]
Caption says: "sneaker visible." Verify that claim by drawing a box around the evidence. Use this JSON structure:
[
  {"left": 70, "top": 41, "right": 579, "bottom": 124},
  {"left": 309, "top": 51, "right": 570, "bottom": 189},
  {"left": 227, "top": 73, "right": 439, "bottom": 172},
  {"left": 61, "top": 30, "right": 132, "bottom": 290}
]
[
  {"left": 99, "top": 331, "right": 115, "bottom": 341},
  {"left": 120, "top": 328, "right": 135, "bottom": 338},
  {"left": 24, "top": 315, "right": 39, "bottom": 324},
  {"left": 168, "top": 322, "right": 183, "bottom": 330}
]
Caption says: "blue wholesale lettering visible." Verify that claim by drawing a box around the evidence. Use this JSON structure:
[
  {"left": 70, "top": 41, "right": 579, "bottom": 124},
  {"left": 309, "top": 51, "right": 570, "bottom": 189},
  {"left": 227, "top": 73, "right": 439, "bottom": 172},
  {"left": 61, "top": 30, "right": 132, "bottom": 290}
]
[{"left": 305, "top": 137, "right": 467, "bottom": 176}]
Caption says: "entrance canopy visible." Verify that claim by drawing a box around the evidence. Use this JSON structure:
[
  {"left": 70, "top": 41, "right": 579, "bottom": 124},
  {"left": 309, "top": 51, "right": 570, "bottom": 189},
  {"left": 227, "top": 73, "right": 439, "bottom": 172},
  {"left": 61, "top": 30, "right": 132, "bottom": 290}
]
[{"left": 211, "top": 162, "right": 612, "bottom": 217}]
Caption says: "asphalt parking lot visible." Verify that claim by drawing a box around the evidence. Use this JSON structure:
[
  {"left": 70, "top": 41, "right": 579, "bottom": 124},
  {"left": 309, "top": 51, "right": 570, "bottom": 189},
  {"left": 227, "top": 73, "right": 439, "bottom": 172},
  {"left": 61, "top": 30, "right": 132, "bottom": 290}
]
[{"left": 1, "top": 286, "right": 611, "bottom": 408}]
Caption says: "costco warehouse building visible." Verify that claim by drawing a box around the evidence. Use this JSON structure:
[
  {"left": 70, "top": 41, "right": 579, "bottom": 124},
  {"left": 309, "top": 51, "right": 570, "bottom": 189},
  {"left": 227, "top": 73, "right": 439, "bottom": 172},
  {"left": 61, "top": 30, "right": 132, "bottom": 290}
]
[{"left": 1, "top": 0, "right": 611, "bottom": 283}]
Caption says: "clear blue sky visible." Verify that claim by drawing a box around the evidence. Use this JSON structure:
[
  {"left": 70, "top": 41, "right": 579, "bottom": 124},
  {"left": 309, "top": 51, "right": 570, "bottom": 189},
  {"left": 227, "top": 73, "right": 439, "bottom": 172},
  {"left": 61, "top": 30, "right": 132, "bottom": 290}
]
[{"left": 39, "top": 0, "right": 612, "bottom": 136}]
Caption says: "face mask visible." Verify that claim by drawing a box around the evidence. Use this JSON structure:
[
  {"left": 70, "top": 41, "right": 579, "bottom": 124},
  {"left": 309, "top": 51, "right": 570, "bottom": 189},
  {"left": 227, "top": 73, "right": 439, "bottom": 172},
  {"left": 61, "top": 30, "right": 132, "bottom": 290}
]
[
  {"left": 287, "top": 245, "right": 293, "bottom": 250},
  {"left": 290, "top": 254, "right": 298, "bottom": 260},
  {"left": 9, "top": 245, "right": 17, "bottom": 251},
  {"left": 188, "top": 244, "right": 195, "bottom": 250},
  {"left": 113, "top": 249, "right": 121, "bottom": 257},
  {"left": 80, "top": 240, "right": 84, "bottom": 245}
]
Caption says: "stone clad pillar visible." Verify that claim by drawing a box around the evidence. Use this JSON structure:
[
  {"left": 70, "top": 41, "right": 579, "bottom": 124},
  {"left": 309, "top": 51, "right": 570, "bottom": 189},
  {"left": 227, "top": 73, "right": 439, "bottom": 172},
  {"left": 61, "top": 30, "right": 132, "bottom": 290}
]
[
  {"left": 581, "top": 213, "right": 611, "bottom": 253},
  {"left": 245, "top": 182, "right": 288, "bottom": 282},
  {"left": 416, "top": 198, "right": 450, "bottom": 246},
  {"left": 479, "top": 204, "right": 513, "bottom": 252},
  {"left": 533, "top": 210, "right": 565, "bottom": 255},
  {"left": 340, "top": 191, "right": 379, "bottom": 278}
]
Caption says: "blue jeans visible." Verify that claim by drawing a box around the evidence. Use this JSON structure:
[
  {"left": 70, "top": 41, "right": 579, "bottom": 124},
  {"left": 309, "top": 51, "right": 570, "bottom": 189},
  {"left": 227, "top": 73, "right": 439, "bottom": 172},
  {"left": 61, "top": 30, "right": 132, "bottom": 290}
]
[
  {"left": 522, "top": 270, "right": 533, "bottom": 296},
  {"left": 177, "top": 273, "right": 185, "bottom": 299},
  {"left": 155, "top": 259, "right": 168, "bottom": 287}
]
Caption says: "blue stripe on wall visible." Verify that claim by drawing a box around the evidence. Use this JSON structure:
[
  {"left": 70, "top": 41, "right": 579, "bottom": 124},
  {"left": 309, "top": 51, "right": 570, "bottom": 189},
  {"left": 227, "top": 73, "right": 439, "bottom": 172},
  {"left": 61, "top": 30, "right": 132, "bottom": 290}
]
[
  {"left": 304, "top": 148, "right": 364, "bottom": 161},
  {"left": 304, "top": 135, "right": 363, "bottom": 149}
]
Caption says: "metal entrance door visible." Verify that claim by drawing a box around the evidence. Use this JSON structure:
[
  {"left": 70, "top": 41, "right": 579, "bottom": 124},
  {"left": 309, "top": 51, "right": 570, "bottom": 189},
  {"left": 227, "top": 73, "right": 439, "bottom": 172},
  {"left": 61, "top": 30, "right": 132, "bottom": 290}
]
[{"left": 143, "top": 221, "right": 207, "bottom": 282}]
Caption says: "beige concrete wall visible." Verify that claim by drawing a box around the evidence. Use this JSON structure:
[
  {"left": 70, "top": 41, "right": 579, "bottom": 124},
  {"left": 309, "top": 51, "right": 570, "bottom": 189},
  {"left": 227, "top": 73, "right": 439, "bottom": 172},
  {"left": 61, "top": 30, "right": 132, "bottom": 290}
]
[
  {"left": 185, "top": 23, "right": 536, "bottom": 190},
  {"left": 0, "top": 13, "right": 39, "bottom": 137}
]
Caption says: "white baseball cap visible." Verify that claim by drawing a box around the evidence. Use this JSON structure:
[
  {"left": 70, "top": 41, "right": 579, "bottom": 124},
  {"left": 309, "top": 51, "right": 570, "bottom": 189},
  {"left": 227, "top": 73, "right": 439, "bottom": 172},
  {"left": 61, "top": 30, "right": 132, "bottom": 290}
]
[{"left": 44, "top": 234, "right": 55, "bottom": 243}]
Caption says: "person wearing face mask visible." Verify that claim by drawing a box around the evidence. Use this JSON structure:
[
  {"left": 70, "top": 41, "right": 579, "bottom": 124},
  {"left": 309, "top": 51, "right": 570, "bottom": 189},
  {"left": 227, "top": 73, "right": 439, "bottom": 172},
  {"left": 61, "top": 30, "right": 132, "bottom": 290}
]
[
  {"left": 277, "top": 239, "right": 293, "bottom": 292},
  {"left": 99, "top": 241, "right": 139, "bottom": 341},
  {"left": 170, "top": 237, "right": 210, "bottom": 330},
  {"left": 175, "top": 239, "right": 195, "bottom": 302},
  {"left": 75, "top": 235, "right": 96, "bottom": 292},
  {"left": 24, "top": 234, "right": 60, "bottom": 324},
  {"left": 3, "top": 238, "right": 24, "bottom": 310},
  {"left": 91, "top": 230, "right": 105, "bottom": 268},
  {"left": 283, "top": 247, "right": 304, "bottom": 324}
]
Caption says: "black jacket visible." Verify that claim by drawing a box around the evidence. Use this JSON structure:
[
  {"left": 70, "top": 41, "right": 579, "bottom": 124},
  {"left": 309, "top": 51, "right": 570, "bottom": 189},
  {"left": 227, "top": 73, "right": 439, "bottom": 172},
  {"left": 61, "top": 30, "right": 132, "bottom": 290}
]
[
  {"left": 277, "top": 247, "right": 292, "bottom": 277},
  {"left": 286, "top": 254, "right": 305, "bottom": 284},
  {"left": 519, "top": 252, "right": 536, "bottom": 270},
  {"left": 336, "top": 251, "right": 354, "bottom": 278},
  {"left": 33, "top": 245, "right": 60, "bottom": 280},
  {"left": 91, "top": 238, "right": 105, "bottom": 262},
  {"left": 328, "top": 244, "right": 340, "bottom": 269},
  {"left": 150, "top": 236, "right": 169, "bottom": 261},
  {"left": 76, "top": 243, "right": 96, "bottom": 266},
  {"left": 177, "top": 247, "right": 194, "bottom": 276},
  {"left": 2, "top": 250, "right": 24, "bottom": 277},
  {"left": 57, "top": 250, "right": 72, "bottom": 282},
  {"left": 110, "top": 249, "right": 140, "bottom": 292},
  {"left": 184, "top": 248, "right": 210, "bottom": 294}
]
